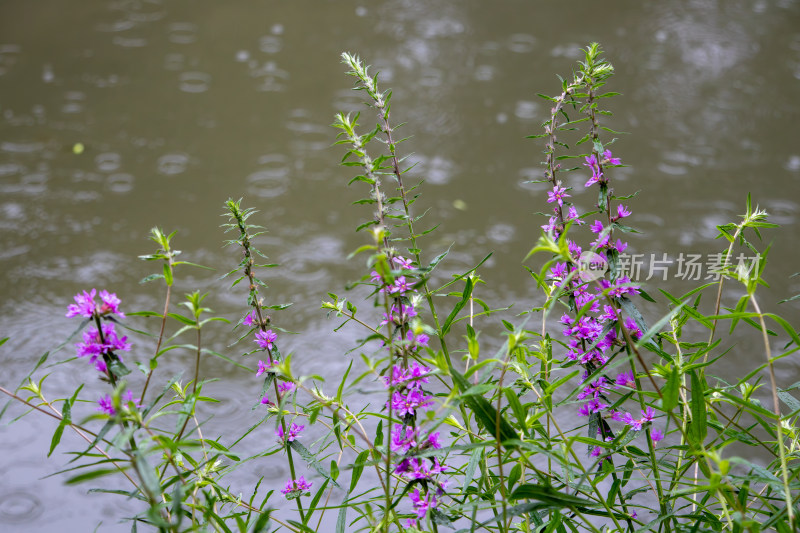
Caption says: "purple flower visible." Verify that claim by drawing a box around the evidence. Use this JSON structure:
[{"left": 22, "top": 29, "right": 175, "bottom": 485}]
[
  {"left": 409, "top": 488, "right": 434, "bottom": 519},
  {"left": 98, "top": 290, "right": 124, "bottom": 317},
  {"left": 405, "top": 330, "right": 430, "bottom": 350},
  {"left": 566, "top": 205, "right": 584, "bottom": 225},
  {"left": 277, "top": 422, "right": 304, "bottom": 442},
  {"left": 583, "top": 154, "right": 603, "bottom": 187},
  {"left": 623, "top": 317, "right": 642, "bottom": 340},
  {"left": 615, "top": 371, "right": 636, "bottom": 389},
  {"left": 380, "top": 303, "right": 417, "bottom": 327},
  {"left": 425, "top": 431, "right": 442, "bottom": 450},
  {"left": 256, "top": 360, "right": 272, "bottom": 376},
  {"left": 392, "top": 256, "right": 414, "bottom": 270},
  {"left": 67, "top": 289, "right": 125, "bottom": 318},
  {"left": 389, "top": 389, "right": 433, "bottom": 417},
  {"left": 547, "top": 184, "right": 570, "bottom": 207},
  {"left": 75, "top": 322, "right": 131, "bottom": 372},
  {"left": 122, "top": 390, "right": 142, "bottom": 409},
  {"left": 615, "top": 204, "right": 632, "bottom": 220},
  {"left": 277, "top": 382, "right": 295, "bottom": 396},
  {"left": 97, "top": 394, "right": 115, "bottom": 415},
  {"left": 391, "top": 425, "right": 418, "bottom": 454},
  {"left": 590, "top": 220, "right": 604, "bottom": 234},
  {"left": 641, "top": 406, "right": 655, "bottom": 423},
  {"left": 541, "top": 216, "right": 557, "bottom": 233},
  {"left": 281, "top": 476, "right": 312, "bottom": 495},
  {"left": 389, "top": 276, "right": 413, "bottom": 294},
  {"left": 255, "top": 329, "right": 277, "bottom": 350},
  {"left": 243, "top": 310, "right": 256, "bottom": 326},
  {"left": 370, "top": 270, "right": 382, "bottom": 283},
  {"left": 602, "top": 149, "right": 621, "bottom": 166},
  {"left": 651, "top": 429, "right": 665, "bottom": 443},
  {"left": 613, "top": 238, "right": 628, "bottom": 253},
  {"left": 260, "top": 394, "right": 273, "bottom": 406},
  {"left": 67, "top": 289, "right": 97, "bottom": 318}
]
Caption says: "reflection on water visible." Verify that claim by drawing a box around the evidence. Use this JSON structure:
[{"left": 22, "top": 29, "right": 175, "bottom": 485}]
[{"left": 1, "top": 0, "right": 799, "bottom": 530}]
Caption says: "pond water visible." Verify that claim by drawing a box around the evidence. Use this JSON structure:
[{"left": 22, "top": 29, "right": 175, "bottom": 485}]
[{"left": 1, "top": 1, "right": 799, "bottom": 531}]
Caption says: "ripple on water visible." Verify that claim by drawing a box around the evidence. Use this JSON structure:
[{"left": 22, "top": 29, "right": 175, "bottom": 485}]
[
  {"left": 112, "top": 35, "right": 148, "bottom": 48},
  {"left": 473, "top": 64, "right": 494, "bottom": 81},
  {"left": 331, "top": 87, "right": 364, "bottom": 113},
  {"left": 179, "top": 71, "right": 211, "bottom": 93},
  {"left": 507, "top": 33, "right": 537, "bottom": 53},
  {"left": 106, "top": 173, "right": 134, "bottom": 193},
  {"left": 259, "top": 35, "right": 283, "bottom": 54},
  {"left": 157, "top": 153, "right": 189, "bottom": 175},
  {"left": 95, "top": 152, "right": 121, "bottom": 172},
  {"left": 251, "top": 61, "right": 288, "bottom": 92},
  {"left": 1, "top": 141, "right": 43, "bottom": 154},
  {"left": 246, "top": 154, "right": 290, "bottom": 198},
  {"left": 0, "top": 490, "right": 42, "bottom": 524},
  {"left": 168, "top": 22, "right": 198, "bottom": 44},
  {"left": 277, "top": 235, "right": 343, "bottom": 283},
  {"left": 286, "top": 109, "right": 329, "bottom": 152},
  {"left": 408, "top": 154, "right": 455, "bottom": 185},
  {"left": 0, "top": 43, "right": 22, "bottom": 77},
  {"left": 514, "top": 100, "right": 539, "bottom": 120}
]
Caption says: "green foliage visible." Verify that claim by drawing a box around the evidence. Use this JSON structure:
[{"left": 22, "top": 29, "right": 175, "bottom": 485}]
[{"left": 0, "top": 43, "right": 797, "bottom": 533}]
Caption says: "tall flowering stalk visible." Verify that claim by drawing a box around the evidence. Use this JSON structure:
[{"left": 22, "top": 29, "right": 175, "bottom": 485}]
[
  {"left": 222, "top": 199, "right": 311, "bottom": 513},
  {"left": 532, "top": 44, "right": 669, "bottom": 527},
  {"left": 333, "top": 55, "right": 449, "bottom": 530}
]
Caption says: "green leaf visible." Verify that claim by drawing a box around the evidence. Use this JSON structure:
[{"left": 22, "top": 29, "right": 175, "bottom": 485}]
[
  {"left": 441, "top": 276, "right": 474, "bottom": 335},
  {"left": 661, "top": 365, "right": 681, "bottom": 412},
  {"left": 289, "top": 440, "right": 339, "bottom": 487},
  {"left": 688, "top": 370, "right": 707, "bottom": 446},
  {"left": 349, "top": 450, "right": 369, "bottom": 493},
  {"left": 49, "top": 398, "right": 71, "bottom": 457},
  {"left": 509, "top": 483, "right": 600, "bottom": 507},
  {"left": 450, "top": 366, "right": 517, "bottom": 446},
  {"left": 163, "top": 263, "right": 173, "bottom": 286},
  {"left": 65, "top": 467, "right": 120, "bottom": 485},
  {"left": 765, "top": 313, "right": 800, "bottom": 347}
]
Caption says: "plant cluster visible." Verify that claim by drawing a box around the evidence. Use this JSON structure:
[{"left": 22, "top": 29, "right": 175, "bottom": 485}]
[{"left": 1, "top": 44, "right": 799, "bottom": 533}]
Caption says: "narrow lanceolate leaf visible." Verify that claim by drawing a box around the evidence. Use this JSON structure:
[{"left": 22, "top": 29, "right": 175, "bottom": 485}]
[
  {"left": 441, "top": 276, "right": 474, "bottom": 335},
  {"left": 450, "top": 366, "right": 517, "bottom": 446},
  {"left": 349, "top": 450, "right": 369, "bottom": 493},
  {"left": 289, "top": 440, "right": 339, "bottom": 487},
  {"left": 508, "top": 484, "right": 600, "bottom": 507},
  {"left": 688, "top": 370, "right": 707, "bottom": 446},
  {"left": 49, "top": 398, "right": 71, "bottom": 457},
  {"left": 661, "top": 365, "right": 681, "bottom": 412}
]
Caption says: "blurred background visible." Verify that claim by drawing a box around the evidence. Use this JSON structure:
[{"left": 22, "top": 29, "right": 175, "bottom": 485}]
[{"left": 1, "top": 0, "right": 799, "bottom": 530}]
